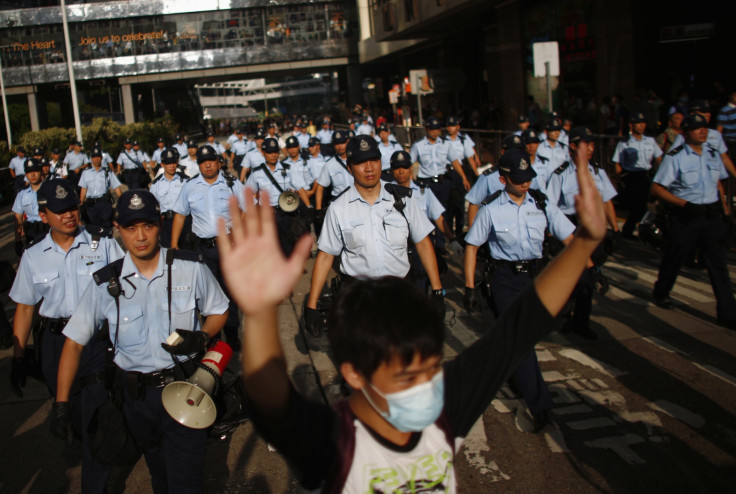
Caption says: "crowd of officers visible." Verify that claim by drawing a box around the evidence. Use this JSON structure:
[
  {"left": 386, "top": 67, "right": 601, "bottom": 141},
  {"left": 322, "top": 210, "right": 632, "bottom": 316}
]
[{"left": 4, "top": 94, "right": 736, "bottom": 492}]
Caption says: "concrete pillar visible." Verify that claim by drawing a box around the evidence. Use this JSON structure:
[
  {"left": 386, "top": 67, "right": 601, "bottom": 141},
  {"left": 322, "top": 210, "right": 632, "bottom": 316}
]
[
  {"left": 27, "top": 91, "right": 40, "bottom": 131},
  {"left": 346, "top": 63, "right": 362, "bottom": 108},
  {"left": 121, "top": 83, "right": 135, "bottom": 124}
]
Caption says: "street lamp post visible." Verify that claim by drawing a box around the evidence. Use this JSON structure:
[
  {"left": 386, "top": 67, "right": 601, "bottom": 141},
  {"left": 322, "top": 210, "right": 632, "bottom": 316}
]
[
  {"left": 60, "top": 0, "right": 83, "bottom": 143},
  {"left": 0, "top": 49, "right": 12, "bottom": 147}
]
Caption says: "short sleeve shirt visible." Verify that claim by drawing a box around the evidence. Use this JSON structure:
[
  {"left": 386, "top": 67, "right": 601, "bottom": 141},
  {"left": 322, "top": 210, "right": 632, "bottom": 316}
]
[
  {"left": 174, "top": 172, "right": 246, "bottom": 238},
  {"left": 410, "top": 137, "right": 463, "bottom": 178},
  {"left": 652, "top": 144, "right": 727, "bottom": 204},
  {"left": 546, "top": 162, "right": 618, "bottom": 215},
  {"left": 317, "top": 156, "right": 354, "bottom": 197},
  {"left": 9, "top": 156, "right": 26, "bottom": 175},
  {"left": 611, "top": 135, "right": 663, "bottom": 171},
  {"left": 63, "top": 151, "right": 90, "bottom": 171},
  {"left": 245, "top": 162, "right": 297, "bottom": 207},
  {"left": 12, "top": 186, "right": 41, "bottom": 221},
  {"left": 150, "top": 173, "right": 188, "bottom": 212},
  {"left": 79, "top": 167, "right": 121, "bottom": 198}
]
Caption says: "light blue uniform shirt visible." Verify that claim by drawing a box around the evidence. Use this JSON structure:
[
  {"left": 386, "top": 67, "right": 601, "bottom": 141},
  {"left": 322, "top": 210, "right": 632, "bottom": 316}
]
[
  {"left": 9, "top": 228, "right": 124, "bottom": 318},
  {"left": 317, "top": 128, "right": 333, "bottom": 145},
  {"left": 303, "top": 155, "right": 326, "bottom": 189},
  {"left": 79, "top": 167, "right": 121, "bottom": 198},
  {"left": 406, "top": 180, "right": 445, "bottom": 222},
  {"left": 446, "top": 133, "right": 475, "bottom": 160},
  {"left": 671, "top": 129, "right": 728, "bottom": 154},
  {"left": 150, "top": 173, "right": 188, "bottom": 212},
  {"left": 101, "top": 151, "right": 113, "bottom": 168},
  {"left": 174, "top": 172, "right": 246, "bottom": 238},
  {"left": 245, "top": 162, "right": 296, "bottom": 207},
  {"left": 173, "top": 142, "right": 188, "bottom": 157},
  {"left": 652, "top": 144, "right": 727, "bottom": 204},
  {"left": 12, "top": 186, "right": 42, "bottom": 221},
  {"left": 317, "top": 155, "right": 354, "bottom": 197},
  {"left": 378, "top": 141, "right": 403, "bottom": 171},
  {"left": 294, "top": 131, "right": 312, "bottom": 149},
  {"left": 410, "top": 137, "right": 463, "bottom": 178},
  {"left": 62, "top": 248, "right": 228, "bottom": 373},
  {"left": 547, "top": 161, "right": 618, "bottom": 215},
  {"left": 207, "top": 141, "right": 226, "bottom": 155},
  {"left": 612, "top": 135, "right": 663, "bottom": 171},
  {"left": 318, "top": 181, "right": 434, "bottom": 278},
  {"left": 117, "top": 149, "right": 148, "bottom": 171},
  {"left": 63, "top": 151, "right": 90, "bottom": 171},
  {"left": 151, "top": 147, "right": 166, "bottom": 165},
  {"left": 356, "top": 124, "right": 374, "bottom": 136},
  {"left": 465, "top": 190, "right": 574, "bottom": 261},
  {"left": 466, "top": 168, "right": 546, "bottom": 205},
  {"left": 226, "top": 134, "right": 239, "bottom": 147},
  {"left": 9, "top": 156, "right": 26, "bottom": 175},
  {"left": 535, "top": 140, "right": 569, "bottom": 173},
  {"left": 245, "top": 149, "right": 265, "bottom": 171},
  {"left": 231, "top": 138, "right": 249, "bottom": 157}
]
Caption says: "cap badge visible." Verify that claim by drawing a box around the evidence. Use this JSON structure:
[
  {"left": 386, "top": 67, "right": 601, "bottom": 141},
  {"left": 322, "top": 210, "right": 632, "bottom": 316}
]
[
  {"left": 129, "top": 194, "right": 144, "bottom": 210},
  {"left": 397, "top": 153, "right": 405, "bottom": 161},
  {"left": 359, "top": 139, "right": 370, "bottom": 151},
  {"left": 514, "top": 136, "right": 521, "bottom": 144},
  {"left": 519, "top": 158, "right": 529, "bottom": 170},
  {"left": 55, "top": 185, "right": 68, "bottom": 199}
]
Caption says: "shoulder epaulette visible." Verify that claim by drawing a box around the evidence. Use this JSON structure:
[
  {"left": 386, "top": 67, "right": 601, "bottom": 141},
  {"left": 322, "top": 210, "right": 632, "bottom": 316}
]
[
  {"left": 483, "top": 167, "right": 498, "bottom": 176},
  {"left": 332, "top": 187, "right": 350, "bottom": 201},
  {"left": 667, "top": 145, "right": 684, "bottom": 156},
  {"left": 554, "top": 161, "right": 571, "bottom": 175},
  {"left": 537, "top": 154, "right": 549, "bottom": 163},
  {"left": 189, "top": 173, "right": 201, "bottom": 180},
  {"left": 527, "top": 188, "right": 548, "bottom": 212},
  {"left": 85, "top": 224, "right": 114, "bottom": 238},
  {"left": 152, "top": 174, "right": 164, "bottom": 184},
  {"left": 384, "top": 183, "right": 413, "bottom": 199},
  {"left": 176, "top": 171, "right": 189, "bottom": 182},
  {"left": 222, "top": 171, "right": 236, "bottom": 189},
  {"left": 93, "top": 258, "right": 124, "bottom": 286},
  {"left": 481, "top": 190, "right": 503, "bottom": 206},
  {"left": 165, "top": 248, "right": 205, "bottom": 264},
  {"left": 559, "top": 141, "right": 567, "bottom": 148},
  {"left": 706, "top": 144, "right": 718, "bottom": 157},
  {"left": 21, "top": 182, "right": 30, "bottom": 190}
]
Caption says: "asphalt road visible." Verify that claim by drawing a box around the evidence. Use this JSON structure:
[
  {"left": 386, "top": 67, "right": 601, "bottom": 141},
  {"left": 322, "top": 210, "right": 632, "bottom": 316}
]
[{"left": 1, "top": 205, "right": 735, "bottom": 493}]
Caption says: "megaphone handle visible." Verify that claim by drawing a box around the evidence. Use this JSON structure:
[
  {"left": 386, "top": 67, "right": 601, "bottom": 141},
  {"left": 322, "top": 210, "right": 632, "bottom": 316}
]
[{"left": 195, "top": 362, "right": 221, "bottom": 397}]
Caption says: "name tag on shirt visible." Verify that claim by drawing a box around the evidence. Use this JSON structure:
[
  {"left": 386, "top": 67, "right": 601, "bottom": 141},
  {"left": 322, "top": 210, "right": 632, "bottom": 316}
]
[{"left": 167, "top": 285, "right": 191, "bottom": 292}]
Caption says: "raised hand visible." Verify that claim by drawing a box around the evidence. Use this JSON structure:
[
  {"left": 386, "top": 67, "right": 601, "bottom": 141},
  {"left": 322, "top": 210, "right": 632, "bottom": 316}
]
[
  {"left": 573, "top": 142, "right": 606, "bottom": 243},
  {"left": 217, "top": 189, "right": 312, "bottom": 316}
]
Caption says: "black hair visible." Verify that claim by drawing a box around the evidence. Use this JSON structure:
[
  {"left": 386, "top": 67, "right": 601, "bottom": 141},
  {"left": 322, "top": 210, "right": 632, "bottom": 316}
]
[{"left": 327, "top": 276, "right": 445, "bottom": 379}]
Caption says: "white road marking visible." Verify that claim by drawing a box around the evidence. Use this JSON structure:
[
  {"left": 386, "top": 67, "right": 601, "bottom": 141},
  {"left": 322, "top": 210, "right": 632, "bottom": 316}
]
[
  {"left": 692, "top": 363, "right": 736, "bottom": 388},
  {"left": 642, "top": 337, "right": 690, "bottom": 357},
  {"left": 542, "top": 370, "right": 580, "bottom": 382},
  {"left": 548, "top": 384, "right": 582, "bottom": 404},
  {"left": 558, "top": 349, "right": 626, "bottom": 377},
  {"left": 647, "top": 401, "right": 705, "bottom": 429},
  {"left": 584, "top": 434, "right": 646, "bottom": 465},
  {"left": 544, "top": 423, "right": 569, "bottom": 453},
  {"left": 579, "top": 390, "right": 627, "bottom": 409},
  {"left": 462, "top": 419, "right": 510, "bottom": 481},
  {"left": 607, "top": 261, "right": 713, "bottom": 303},
  {"left": 13, "top": 400, "right": 51, "bottom": 439}
]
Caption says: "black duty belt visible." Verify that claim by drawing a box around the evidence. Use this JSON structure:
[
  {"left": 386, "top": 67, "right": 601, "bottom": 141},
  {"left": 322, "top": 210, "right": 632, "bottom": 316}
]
[
  {"left": 418, "top": 171, "right": 450, "bottom": 184},
  {"left": 197, "top": 236, "right": 217, "bottom": 249},
  {"left": 494, "top": 259, "right": 540, "bottom": 274},
  {"left": 117, "top": 359, "right": 196, "bottom": 388},
  {"left": 43, "top": 317, "right": 70, "bottom": 335},
  {"left": 162, "top": 210, "right": 176, "bottom": 220},
  {"left": 85, "top": 193, "right": 111, "bottom": 205}
]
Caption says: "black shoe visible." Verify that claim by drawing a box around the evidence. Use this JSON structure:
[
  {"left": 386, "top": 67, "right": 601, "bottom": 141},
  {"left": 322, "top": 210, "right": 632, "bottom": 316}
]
[
  {"left": 573, "top": 327, "right": 598, "bottom": 340},
  {"left": 531, "top": 410, "right": 552, "bottom": 433},
  {"left": 0, "top": 334, "right": 12, "bottom": 350},
  {"left": 652, "top": 294, "right": 673, "bottom": 309}
]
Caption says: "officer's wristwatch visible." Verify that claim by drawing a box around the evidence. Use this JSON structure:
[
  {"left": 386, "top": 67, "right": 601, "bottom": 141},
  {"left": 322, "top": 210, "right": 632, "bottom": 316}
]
[{"left": 432, "top": 288, "right": 446, "bottom": 297}]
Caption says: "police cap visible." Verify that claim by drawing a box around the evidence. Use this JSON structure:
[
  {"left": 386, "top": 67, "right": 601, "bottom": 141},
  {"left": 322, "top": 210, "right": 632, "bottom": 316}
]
[
  {"left": 132, "top": 140, "right": 140, "bottom": 147},
  {"left": 16, "top": 146, "right": 26, "bottom": 154},
  {"left": 390, "top": 150, "right": 412, "bottom": 169},
  {"left": 161, "top": 148, "right": 179, "bottom": 164},
  {"left": 235, "top": 128, "right": 243, "bottom": 134},
  {"left": 123, "top": 138, "right": 132, "bottom": 145},
  {"left": 518, "top": 114, "right": 529, "bottom": 123},
  {"left": 90, "top": 148, "right": 103, "bottom": 158},
  {"left": 115, "top": 189, "right": 160, "bottom": 226},
  {"left": 51, "top": 147, "right": 60, "bottom": 155},
  {"left": 545, "top": 118, "right": 562, "bottom": 131},
  {"left": 346, "top": 135, "right": 381, "bottom": 165},
  {"left": 175, "top": 134, "right": 183, "bottom": 141},
  {"left": 187, "top": 139, "right": 198, "bottom": 149},
  {"left": 32, "top": 147, "right": 43, "bottom": 156},
  {"left": 157, "top": 137, "right": 165, "bottom": 144},
  {"left": 196, "top": 145, "right": 218, "bottom": 164},
  {"left": 255, "top": 128, "right": 266, "bottom": 140},
  {"left": 568, "top": 126, "right": 595, "bottom": 144},
  {"left": 521, "top": 129, "right": 541, "bottom": 144},
  {"left": 502, "top": 133, "right": 526, "bottom": 151},
  {"left": 332, "top": 130, "right": 348, "bottom": 144},
  {"left": 37, "top": 179, "right": 80, "bottom": 213},
  {"left": 377, "top": 123, "right": 389, "bottom": 133},
  {"left": 681, "top": 113, "right": 708, "bottom": 131},
  {"left": 446, "top": 116, "right": 460, "bottom": 126},
  {"left": 425, "top": 116, "right": 442, "bottom": 129},
  {"left": 689, "top": 99, "right": 711, "bottom": 114},
  {"left": 262, "top": 137, "right": 280, "bottom": 154},
  {"left": 285, "top": 136, "right": 300, "bottom": 148},
  {"left": 498, "top": 149, "right": 536, "bottom": 183},
  {"left": 629, "top": 112, "right": 646, "bottom": 124},
  {"left": 308, "top": 137, "right": 320, "bottom": 147},
  {"left": 24, "top": 157, "right": 43, "bottom": 173},
  {"left": 346, "top": 129, "right": 356, "bottom": 139}
]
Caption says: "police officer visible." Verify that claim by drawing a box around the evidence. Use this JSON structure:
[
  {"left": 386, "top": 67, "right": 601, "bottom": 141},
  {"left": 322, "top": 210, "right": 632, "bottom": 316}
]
[
  {"left": 150, "top": 137, "right": 167, "bottom": 172},
  {"left": 314, "top": 129, "right": 353, "bottom": 212},
  {"left": 9, "top": 179, "right": 123, "bottom": 492},
  {"left": 179, "top": 139, "right": 201, "bottom": 178},
  {"left": 612, "top": 112, "right": 664, "bottom": 239},
  {"left": 293, "top": 119, "right": 312, "bottom": 149},
  {"left": 535, "top": 117, "right": 569, "bottom": 173},
  {"left": 304, "top": 135, "right": 446, "bottom": 332},
  {"left": 92, "top": 141, "right": 114, "bottom": 170},
  {"left": 64, "top": 141, "right": 91, "bottom": 187},
  {"left": 8, "top": 145, "right": 28, "bottom": 195},
  {"left": 230, "top": 128, "right": 251, "bottom": 177},
  {"left": 47, "top": 147, "right": 67, "bottom": 180},
  {"left": 651, "top": 114, "right": 736, "bottom": 326},
  {"left": 150, "top": 148, "right": 190, "bottom": 248},
  {"left": 171, "top": 145, "right": 246, "bottom": 349},
  {"left": 12, "top": 158, "right": 48, "bottom": 252},
  {"left": 246, "top": 137, "right": 307, "bottom": 256},
  {"left": 547, "top": 127, "right": 620, "bottom": 339},
  {"left": 206, "top": 131, "right": 228, "bottom": 162},
  {"left": 55, "top": 189, "right": 229, "bottom": 493},
  {"left": 241, "top": 128, "right": 267, "bottom": 182},
  {"left": 464, "top": 148, "right": 575, "bottom": 431},
  {"left": 377, "top": 123, "right": 403, "bottom": 180},
  {"left": 514, "top": 115, "right": 530, "bottom": 136},
  {"left": 522, "top": 128, "right": 552, "bottom": 187},
  {"left": 294, "top": 137, "right": 326, "bottom": 207},
  {"left": 116, "top": 138, "right": 147, "bottom": 189},
  {"left": 446, "top": 115, "right": 480, "bottom": 182},
  {"left": 317, "top": 117, "right": 334, "bottom": 156},
  {"left": 172, "top": 133, "right": 188, "bottom": 157},
  {"left": 79, "top": 148, "right": 122, "bottom": 228}
]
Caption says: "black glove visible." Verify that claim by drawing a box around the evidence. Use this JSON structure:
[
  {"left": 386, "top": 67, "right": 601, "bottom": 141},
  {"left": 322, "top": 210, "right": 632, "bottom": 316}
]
[
  {"left": 314, "top": 209, "right": 326, "bottom": 226},
  {"left": 304, "top": 307, "right": 322, "bottom": 336},
  {"left": 14, "top": 241, "right": 23, "bottom": 257},
  {"left": 303, "top": 207, "right": 315, "bottom": 223},
  {"left": 10, "top": 357, "right": 27, "bottom": 398},
  {"left": 161, "top": 329, "right": 210, "bottom": 355},
  {"left": 51, "top": 401, "right": 73, "bottom": 444},
  {"left": 430, "top": 290, "right": 446, "bottom": 318},
  {"left": 464, "top": 287, "right": 479, "bottom": 314}
]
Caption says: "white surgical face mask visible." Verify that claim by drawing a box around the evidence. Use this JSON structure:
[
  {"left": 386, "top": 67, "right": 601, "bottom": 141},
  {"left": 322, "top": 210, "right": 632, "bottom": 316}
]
[{"left": 361, "top": 370, "right": 445, "bottom": 432}]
